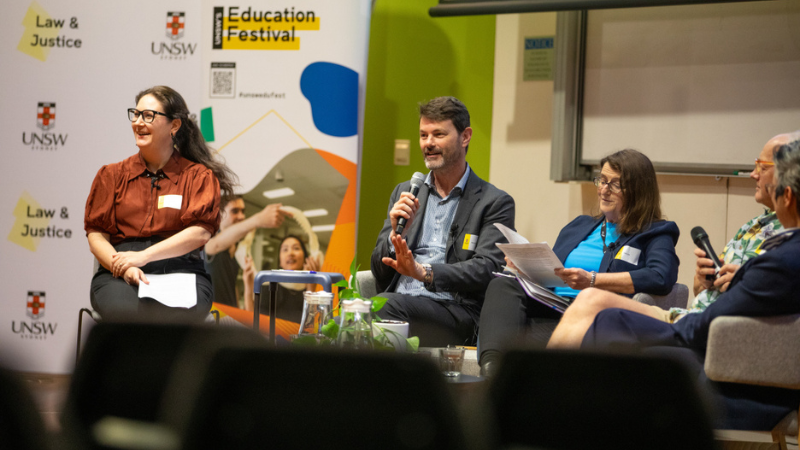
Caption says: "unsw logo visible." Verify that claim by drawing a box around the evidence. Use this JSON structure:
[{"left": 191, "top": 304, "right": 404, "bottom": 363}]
[
  {"left": 152, "top": 11, "right": 197, "bottom": 60},
  {"left": 22, "top": 102, "right": 68, "bottom": 150},
  {"left": 167, "top": 12, "right": 185, "bottom": 39},
  {"left": 12, "top": 291, "right": 58, "bottom": 340},
  {"left": 27, "top": 291, "right": 45, "bottom": 319}
]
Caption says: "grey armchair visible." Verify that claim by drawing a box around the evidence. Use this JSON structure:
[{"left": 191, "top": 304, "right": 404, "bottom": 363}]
[
  {"left": 632, "top": 283, "right": 690, "bottom": 311},
  {"left": 356, "top": 270, "right": 379, "bottom": 298},
  {"left": 706, "top": 314, "right": 800, "bottom": 449}
]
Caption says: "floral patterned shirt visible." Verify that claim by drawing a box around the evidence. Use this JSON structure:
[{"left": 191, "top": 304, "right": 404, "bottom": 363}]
[{"left": 670, "top": 210, "right": 783, "bottom": 320}]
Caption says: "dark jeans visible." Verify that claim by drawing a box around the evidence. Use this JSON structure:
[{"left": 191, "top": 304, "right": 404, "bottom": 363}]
[
  {"left": 378, "top": 292, "right": 479, "bottom": 347},
  {"left": 478, "top": 276, "right": 562, "bottom": 363}
]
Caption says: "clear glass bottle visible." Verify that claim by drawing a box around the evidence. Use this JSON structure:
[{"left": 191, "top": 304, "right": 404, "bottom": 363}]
[
  {"left": 298, "top": 291, "right": 334, "bottom": 335},
  {"left": 336, "top": 299, "right": 374, "bottom": 349}
]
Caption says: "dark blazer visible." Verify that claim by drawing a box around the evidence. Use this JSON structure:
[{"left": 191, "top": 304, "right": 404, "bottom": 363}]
[
  {"left": 552, "top": 215, "right": 680, "bottom": 295},
  {"left": 674, "top": 230, "right": 800, "bottom": 351},
  {"left": 370, "top": 169, "right": 515, "bottom": 309}
]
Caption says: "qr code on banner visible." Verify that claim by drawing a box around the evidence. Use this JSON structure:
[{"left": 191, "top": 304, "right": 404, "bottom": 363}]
[{"left": 210, "top": 62, "right": 236, "bottom": 98}]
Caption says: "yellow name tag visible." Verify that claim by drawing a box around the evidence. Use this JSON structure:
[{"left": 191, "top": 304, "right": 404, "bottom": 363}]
[
  {"left": 462, "top": 234, "right": 478, "bottom": 251},
  {"left": 158, "top": 195, "right": 182, "bottom": 210}
]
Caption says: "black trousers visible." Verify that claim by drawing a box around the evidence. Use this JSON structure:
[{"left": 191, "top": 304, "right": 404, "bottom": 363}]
[
  {"left": 478, "top": 276, "right": 562, "bottom": 362},
  {"left": 89, "top": 239, "right": 213, "bottom": 323},
  {"left": 90, "top": 271, "right": 213, "bottom": 323},
  {"left": 378, "top": 292, "right": 479, "bottom": 347}
]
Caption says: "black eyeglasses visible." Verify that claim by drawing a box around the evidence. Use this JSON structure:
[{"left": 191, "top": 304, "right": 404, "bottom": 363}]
[
  {"left": 128, "top": 108, "right": 169, "bottom": 123},
  {"left": 593, "top": 177, "right": 623, "bottom": 194}
]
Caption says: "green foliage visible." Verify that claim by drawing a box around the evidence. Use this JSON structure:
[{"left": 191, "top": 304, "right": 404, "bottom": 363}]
[
  {"left": 292, "top": 257, "right": 417, "bottom": 352},
  {"left": 320, "top": 319, "right": 339, "bottom": 340}
]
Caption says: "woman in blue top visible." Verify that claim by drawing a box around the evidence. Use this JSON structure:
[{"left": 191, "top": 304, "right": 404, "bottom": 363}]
[{"left": 478, "top": 149, "right": 679, "bottom": 375}]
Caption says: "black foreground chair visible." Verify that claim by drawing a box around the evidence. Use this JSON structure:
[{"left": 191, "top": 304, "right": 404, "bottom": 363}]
[
  {"left": 62, "top": 322, "right": 265, "bottom": 450},
  {"left": 0, "top": 366, "right": 50, "bottom": 450},
  {"left": 487, "top": 349, "right": 718, "bottom": 450},
  {"left": 165, "top": 347, "right": 469, "bottom": 450}
]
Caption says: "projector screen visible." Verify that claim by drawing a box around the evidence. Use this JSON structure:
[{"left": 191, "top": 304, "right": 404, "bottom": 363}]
[{"left": 580, "top": 0, "right": 800, "bottom": 174}]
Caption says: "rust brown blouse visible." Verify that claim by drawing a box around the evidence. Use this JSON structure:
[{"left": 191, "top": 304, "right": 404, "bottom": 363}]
[{"left": 84, "top": 151, "right": 220, "bottom": 245}]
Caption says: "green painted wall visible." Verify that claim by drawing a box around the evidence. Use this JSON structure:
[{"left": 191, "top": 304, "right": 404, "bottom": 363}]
[{"left": 356, "top": 0, "right": 496, "bottom": 268}]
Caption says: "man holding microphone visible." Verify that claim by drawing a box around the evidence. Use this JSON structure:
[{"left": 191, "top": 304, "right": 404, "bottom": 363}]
[{"left": 370, "top": 96, "right": 515, "bottom": 346}]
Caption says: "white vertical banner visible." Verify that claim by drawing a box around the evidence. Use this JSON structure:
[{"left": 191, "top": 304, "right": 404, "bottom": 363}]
[
  {"left": 0, "top": 1, "right": 201, "bottom": 373},
  {"left": 198, "top": 0, "right": 370, "bottom": 327},
  {"left": 0, "top": 0, "right": 370, "bottom": 373}
]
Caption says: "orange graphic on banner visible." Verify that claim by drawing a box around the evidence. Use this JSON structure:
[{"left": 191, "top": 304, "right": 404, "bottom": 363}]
[
  {"left": 211, "top": 303, "right": 300, "bottom": 339},
  {"left": 314, "top": 150, "right": 356, "bottom": 282}
]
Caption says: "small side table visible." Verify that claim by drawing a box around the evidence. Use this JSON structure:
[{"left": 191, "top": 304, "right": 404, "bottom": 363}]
[{"left": 253, "top": 270, "right": 345, "bottom": 342}]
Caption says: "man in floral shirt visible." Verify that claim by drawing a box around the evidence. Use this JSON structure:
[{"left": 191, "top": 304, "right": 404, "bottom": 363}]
[{"left": 672, "top": 132, "right": 798, "bottom": 320}]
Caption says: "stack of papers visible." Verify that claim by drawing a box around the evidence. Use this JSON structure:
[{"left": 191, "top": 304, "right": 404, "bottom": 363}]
[
  {"left": 494, "top": 272, "right": 571, "bottom": 313},
  {"left": 493, "top": 223, "right": 571, "bottom": 313},
  {"left": 494, "top": 223, "right": 566, "bottom": 288}
]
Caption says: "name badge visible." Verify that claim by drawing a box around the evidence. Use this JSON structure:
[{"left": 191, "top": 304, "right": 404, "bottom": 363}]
[
  {"left": 462, "top": 234, "right": 478, "bottom": 251},
  {"left": 158, "top": 195, "right": 182, "bottom": 210},
  {"left": 615, "top": 245, "right": 641, "bottom": 265}
]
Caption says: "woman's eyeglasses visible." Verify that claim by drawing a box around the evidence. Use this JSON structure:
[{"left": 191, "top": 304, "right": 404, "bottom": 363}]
[
  {"left": 128, "top": 108, "right": 168, "bottom": 123},
  {"left": 593, "top": 177, "right": 622, "bottom": 194}
]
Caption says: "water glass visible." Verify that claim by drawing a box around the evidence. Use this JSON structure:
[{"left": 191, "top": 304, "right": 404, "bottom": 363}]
[{"left": 439, "top": 346, "right": 465, "bottom": 377}]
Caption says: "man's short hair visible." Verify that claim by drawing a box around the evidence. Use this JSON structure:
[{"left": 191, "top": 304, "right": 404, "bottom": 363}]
[
  {"left": 773, "top": 139, "right": 800, "bottom": 215},
  {"left": 419, "top": 96, "right": 470, "bottom": 135},
  {"left": 220, "top": 194, "right": 243, "bottom": 211}
]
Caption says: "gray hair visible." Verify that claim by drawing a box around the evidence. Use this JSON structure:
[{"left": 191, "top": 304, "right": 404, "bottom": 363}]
[{"left": 773, "top": 138, "right": 800, "bottom": 215}]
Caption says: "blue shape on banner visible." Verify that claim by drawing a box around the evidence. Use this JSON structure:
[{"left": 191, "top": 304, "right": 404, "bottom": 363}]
[{"left": 300, "top": 62, "right": 358, "bottom": 137}]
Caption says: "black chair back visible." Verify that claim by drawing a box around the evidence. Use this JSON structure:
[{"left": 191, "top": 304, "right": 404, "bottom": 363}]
[
  {"left": 173, "top": 348, "right": 468, "bottom": 450},
  {"left": 488, "top": 350, "right": 717, "bottom": 450},
  {"left": 62, "top": 322, "right": 266, "bottom": 449}
]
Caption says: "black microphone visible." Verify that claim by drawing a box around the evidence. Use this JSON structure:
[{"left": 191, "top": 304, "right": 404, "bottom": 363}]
[
  {"left": 691, "top": 226, "right": 723, "bottom": 280},
  {"left": 395, "top": 172, "right": 425, "bottom": 235}
]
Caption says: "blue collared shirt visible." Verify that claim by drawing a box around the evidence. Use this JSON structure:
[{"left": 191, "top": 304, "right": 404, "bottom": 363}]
[{"left": 395, "top": 164, "right": 471, "bottom": 300}]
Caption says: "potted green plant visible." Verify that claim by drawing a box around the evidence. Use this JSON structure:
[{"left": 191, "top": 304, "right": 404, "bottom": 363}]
[{"left": 294, "top": 258, "right": 419, "bottom": 352}]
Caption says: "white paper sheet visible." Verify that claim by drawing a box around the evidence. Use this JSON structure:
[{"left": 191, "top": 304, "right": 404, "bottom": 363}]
[
  {"left": 138, "top": 273, "right": 198, "bottom": 308},
  {"left": 495, "top": 243, "right": 566, "bottom": 288},
  {"left": 494, "top": 223, "right": 530, "bottom": 244}
]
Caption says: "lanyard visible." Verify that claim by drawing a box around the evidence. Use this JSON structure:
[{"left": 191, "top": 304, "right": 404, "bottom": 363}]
[{"left": 601, "top": 219, "right": 614, "bottom": 253}]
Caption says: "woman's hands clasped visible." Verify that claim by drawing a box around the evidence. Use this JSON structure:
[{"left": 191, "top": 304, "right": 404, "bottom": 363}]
[
  {"left": 121, "top": 267, "right": 149, "bottom": 286},
  {"left": 112, "top": 251, "right": 151, "bottom": 286}
]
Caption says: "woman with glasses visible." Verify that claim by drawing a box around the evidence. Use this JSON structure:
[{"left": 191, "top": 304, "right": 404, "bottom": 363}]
[
  {"left": 84, "top": 86, "right": 236, "bottom": 322},
  {"left": 478, "top": 149, "right": 679, "bottom": 376},
  {"left": 546, "top": 134, "right": 792, "bottom": 350}
]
